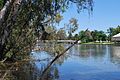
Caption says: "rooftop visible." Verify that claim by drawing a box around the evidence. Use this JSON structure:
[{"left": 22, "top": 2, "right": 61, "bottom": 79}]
[{"left": 113, "top": 33, "right": 120, "bottom": 38}]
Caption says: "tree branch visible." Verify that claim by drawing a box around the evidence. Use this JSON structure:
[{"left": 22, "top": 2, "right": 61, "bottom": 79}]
[{"left": 40, "top": 40, "right": 79, "bottom": 79}]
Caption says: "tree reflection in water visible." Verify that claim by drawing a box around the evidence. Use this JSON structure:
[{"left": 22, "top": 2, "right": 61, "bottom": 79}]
[
  {"left": 111, "top": 45, "right": 120, "bottom": 67},
  {"left": 0, "top": 42, "right": 68, "bottom": 80},
  {"left": 0, "top": 60, "right": 60, "bottom": 80},
  {"left": 71, "top": 44, "right": 106, "bottom": 58}
]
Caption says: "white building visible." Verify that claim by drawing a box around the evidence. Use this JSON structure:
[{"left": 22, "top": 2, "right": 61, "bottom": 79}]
[{"left": 112, "top": 33, "right": 120, "bottom": 41}]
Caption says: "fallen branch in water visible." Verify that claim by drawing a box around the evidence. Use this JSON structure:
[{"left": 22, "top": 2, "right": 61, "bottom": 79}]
[{"left": 40, "top": 40, "right": 79, "bottom": 80}]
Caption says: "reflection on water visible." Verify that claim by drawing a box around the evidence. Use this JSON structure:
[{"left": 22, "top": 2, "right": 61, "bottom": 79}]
[
  {"left": 111, "top": 45, "right": 120, "bottom": 67},
  {"left": 58, "top": 44, "right": 120, "bottom": 80},
  {"left": 1, "top": 44, "right": 120, "bottom": 80}
]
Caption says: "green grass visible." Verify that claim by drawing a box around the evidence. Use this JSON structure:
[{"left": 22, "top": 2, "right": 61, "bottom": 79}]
[{"left": 81, "top": 42, "right": 114, "bottom": 45}]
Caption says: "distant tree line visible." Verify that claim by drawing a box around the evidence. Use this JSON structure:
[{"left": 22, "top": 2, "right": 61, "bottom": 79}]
[
  {"left": 46, "top": 25, "right": 120, "bottom": 43},
  {"left": 72, "top": 29, "right": 107, "bottom": 43},
  {"left": 71, "top": 25, "right": 120, "bottom": 43}
]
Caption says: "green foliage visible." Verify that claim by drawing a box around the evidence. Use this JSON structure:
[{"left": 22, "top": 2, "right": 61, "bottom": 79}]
[
  {"left": 91, "top": 30, "right": 107, "bottom": 41},
  {"left": 73, "top": 34, "right": 79, "bottom": 40},
  {"left": 0, "top": 0, "right": 3, "bottom": 9},
  {"left": 72, "top": 29, "right": 107, "bottom": 43},
  {"left": 79, "top": 30, "right": 86, "bottom": 42},
  {"left": 5, "top": 51, "right": 13, "bottom": 58},
  {"left": 57, "top": 29, "right": 67, "bottom": 40},
  {"left": 78, "top": 30, "right": 93, "bottom": 42},
  {"left": 69, "top": 18, "right": 79, "bottom": 33},
  {"left": 44, "top": 26, "right": 67, "bottom": 40},
  {"left": 0, "top": 0, "right": 93, "bottom": 60},
  {"left": 64, "top": 18, "right": 79, "bottom": 39},
  {"left": 72, "top": 25, "right": 120, "bottom": 43},
  {"left": 55, "top": 13, "right": 63, "bottom": 24},
  {"left": 107, "top": 25, "right": 120, "bottom": 41},
  {"left": 54, "top": 44, "right": 65, "bottom": 54}
]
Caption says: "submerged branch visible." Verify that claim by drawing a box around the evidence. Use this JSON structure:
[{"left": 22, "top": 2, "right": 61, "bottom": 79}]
[{"left": 40, "top": 40, "right": 79, "bottom": 79}]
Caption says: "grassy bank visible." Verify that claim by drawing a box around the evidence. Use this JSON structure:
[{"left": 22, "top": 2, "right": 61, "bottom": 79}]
[{"left": 81, "top": 42, "right": 114, "bottom": 45}]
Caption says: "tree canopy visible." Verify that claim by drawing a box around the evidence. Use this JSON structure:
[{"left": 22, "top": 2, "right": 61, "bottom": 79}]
[{"left": 0, "top": 0, "right": 93, "bottom": 60}]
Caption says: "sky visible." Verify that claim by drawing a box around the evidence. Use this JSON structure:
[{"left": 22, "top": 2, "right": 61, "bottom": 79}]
[{"left": 57, "top": 0, "right": 120, "bottom": 34}]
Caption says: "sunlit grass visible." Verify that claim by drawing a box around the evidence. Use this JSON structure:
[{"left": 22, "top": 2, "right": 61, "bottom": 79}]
[{"left": 81, "top": 42, "right": 114, "bottom": 45}]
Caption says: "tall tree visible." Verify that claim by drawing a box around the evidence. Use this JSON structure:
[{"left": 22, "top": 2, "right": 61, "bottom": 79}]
[
  {"left": 67, "top": 18, "right": 79, "bottom": 39},
  {"left": 0, "top": 0, "right": 93, "bottom": 60}
]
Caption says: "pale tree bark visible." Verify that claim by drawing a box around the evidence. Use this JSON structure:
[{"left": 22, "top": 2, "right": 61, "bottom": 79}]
[{"left": 0, "top": 0, "right": 13, "bottom": 26}]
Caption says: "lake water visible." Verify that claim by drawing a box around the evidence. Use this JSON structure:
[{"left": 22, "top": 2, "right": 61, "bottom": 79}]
[
  {"left": 31, "top": 44, "right": 120, "bottom": 80},
  {"left": 1, "top": 44, "right": 120, "bottom": 80}
]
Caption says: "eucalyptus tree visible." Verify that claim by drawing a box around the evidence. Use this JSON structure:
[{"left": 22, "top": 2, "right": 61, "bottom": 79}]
[
  {"left": 0, "top": 0, "right": 93, "bottom": 61},
  {"left": 91, "top": 30, "right": 99, "bottom": 41},
  {"left": 67, "top": 18, "right": 79, "bottom": 39},
  {"left": 79, "top": 30, "right": 86, "bottom": 42},
  {"left": 107, "top": 27, "right": 115, "bottom": 41},
  {"left": 57, "top": 29, "right": 67, "bottom": 40}
]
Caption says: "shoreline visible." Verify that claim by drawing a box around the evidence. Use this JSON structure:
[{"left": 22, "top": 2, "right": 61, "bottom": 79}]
[{"left": 81, "top": 42, "right": 114, "bottom": 45}]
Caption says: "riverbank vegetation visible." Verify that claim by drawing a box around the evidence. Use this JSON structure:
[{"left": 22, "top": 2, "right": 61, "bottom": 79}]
[
  {"left": 0, "top": 0, "right": 94, "bottom": 79},
  {"left": 0, "top": 0, "right": 93, "bottom": 61},
  {"left": 1, "top": 0, "right": 120, "bottom": 79},
  {"left": 0, "top": 0, "right": 120, "bottom": 61}
]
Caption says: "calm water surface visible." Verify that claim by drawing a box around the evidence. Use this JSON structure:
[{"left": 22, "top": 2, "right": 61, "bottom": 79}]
[{"left": 32, "top": 44, "right": 120, "bottom": 80}]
